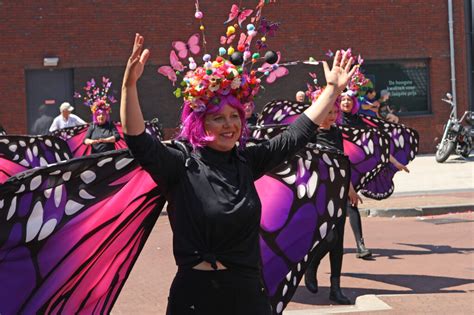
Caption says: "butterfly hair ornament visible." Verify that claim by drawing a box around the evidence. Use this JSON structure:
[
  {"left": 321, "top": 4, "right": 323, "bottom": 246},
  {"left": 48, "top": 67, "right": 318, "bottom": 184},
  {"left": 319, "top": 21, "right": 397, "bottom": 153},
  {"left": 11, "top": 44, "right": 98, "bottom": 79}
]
[
  {"left": 74, "top": 76, "right": 118, "bottom": 122},
  {"left": 158, "top": 0, "right": 288, "bottom": 114}
]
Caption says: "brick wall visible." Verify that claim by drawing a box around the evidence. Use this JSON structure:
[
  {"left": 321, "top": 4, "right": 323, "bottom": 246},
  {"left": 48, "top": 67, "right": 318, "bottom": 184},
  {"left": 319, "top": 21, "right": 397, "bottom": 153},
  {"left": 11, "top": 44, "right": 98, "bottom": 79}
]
[{"left": 0, "top": 0, "right": 470, "bottom": 154}]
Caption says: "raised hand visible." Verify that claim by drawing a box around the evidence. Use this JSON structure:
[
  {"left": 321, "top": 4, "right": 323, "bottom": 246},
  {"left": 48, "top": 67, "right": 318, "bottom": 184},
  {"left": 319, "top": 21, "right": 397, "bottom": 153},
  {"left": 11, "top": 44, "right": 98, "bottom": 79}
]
[
  {"left": 123, "top": 33, "right": 150, "bottom": 88},
  {"left": 322, "top": 50, "right": 358, "bottom": 92}
]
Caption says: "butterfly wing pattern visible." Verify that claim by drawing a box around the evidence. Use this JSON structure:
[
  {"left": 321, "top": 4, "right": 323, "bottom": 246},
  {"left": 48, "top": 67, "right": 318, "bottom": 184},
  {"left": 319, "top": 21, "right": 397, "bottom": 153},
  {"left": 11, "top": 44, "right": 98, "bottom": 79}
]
[
  {"left": 358, "top": 114, "right": 419, "bottom": 199},
  {"left": 0, "top": 149, "right": 165, "bottom": 314},
  {"left": 51, "top": 121, "right": 163, "bottom": 157},
  {"left": 256, "top": 100, "right": 309, "bottom": 126},
  {"left": 338, "top": 125, "right": 391, "bottom": 191},
  {"left": 0, "top": 135, "right": 72, "bottom": 183},
  {"left": 255, "top": 143, "right": 351, "bottom": 314}
]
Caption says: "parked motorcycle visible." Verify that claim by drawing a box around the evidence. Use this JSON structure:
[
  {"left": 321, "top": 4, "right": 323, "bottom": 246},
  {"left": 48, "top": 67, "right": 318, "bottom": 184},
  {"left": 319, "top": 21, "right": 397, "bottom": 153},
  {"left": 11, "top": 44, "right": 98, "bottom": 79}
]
[{"left": 435, "top": 93, "right": 474, "bottom": 163}]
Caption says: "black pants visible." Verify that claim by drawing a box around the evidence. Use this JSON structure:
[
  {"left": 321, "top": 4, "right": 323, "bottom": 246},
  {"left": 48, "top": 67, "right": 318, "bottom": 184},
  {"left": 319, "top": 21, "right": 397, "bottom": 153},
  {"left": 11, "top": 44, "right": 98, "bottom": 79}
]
[
  {"left": 347, "top": 202, "right": 364, "bottom": 245},
  {"left": 311, "top": 209, "right": 346, "bottom": 278},
  {"left": 166, "top": 268, "right": 272, "bottom": 315}
]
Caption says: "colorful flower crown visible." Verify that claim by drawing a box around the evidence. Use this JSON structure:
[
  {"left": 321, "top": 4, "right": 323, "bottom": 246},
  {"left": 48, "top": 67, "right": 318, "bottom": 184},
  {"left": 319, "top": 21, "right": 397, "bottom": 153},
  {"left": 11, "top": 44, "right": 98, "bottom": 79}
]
[
  {"left": 74, "top": 77, "right": 118, "bottom": 114},
  {"left": 158, "top": 0, "right": 285, "bottom": 113},
  {"left": 306, "top": 49, "right": 368, "bottom": 101}
]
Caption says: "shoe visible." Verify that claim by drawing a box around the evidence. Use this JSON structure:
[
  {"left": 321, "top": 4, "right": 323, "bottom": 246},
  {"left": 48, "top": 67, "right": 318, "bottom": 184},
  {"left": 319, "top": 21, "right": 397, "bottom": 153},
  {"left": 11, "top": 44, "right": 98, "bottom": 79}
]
[
  {"left": 304, "top": 258, "right": 319, "bottom": 294},
  {"left": 356, "top": 238, "right": 372, "bottom": 259},
  {"left": 329, "top": 277, "right": 351, "bottom": 305}
]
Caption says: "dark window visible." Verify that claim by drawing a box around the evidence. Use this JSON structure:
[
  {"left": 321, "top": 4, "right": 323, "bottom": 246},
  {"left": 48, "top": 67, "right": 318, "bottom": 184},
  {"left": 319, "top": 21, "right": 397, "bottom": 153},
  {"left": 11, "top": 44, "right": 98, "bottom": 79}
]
[{"left": 362, "top": 59, "right": 431, "bottom": 115}]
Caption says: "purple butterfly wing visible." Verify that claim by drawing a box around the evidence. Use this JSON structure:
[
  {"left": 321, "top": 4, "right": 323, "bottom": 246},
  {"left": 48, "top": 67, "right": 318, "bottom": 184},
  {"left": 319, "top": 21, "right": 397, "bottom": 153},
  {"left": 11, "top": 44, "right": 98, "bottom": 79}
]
[
  {"left": 0, "top": 135, "right": 72, "bottom": 183},
  {"left": 254, "top": 143, "right": 351, "bottom": 314},
  {"left": 50, "top": 124, "right": 91, "bottom": 157},
  {"left": 358, "top": 115, "right": 419, "bottom": 199},
  {"left": 257, "top": 100, "right": 309, "bottom": 126},
  {"left": 0, "top": 149, "right": 165, "bottom": 314},
  {"left": 338, "top": 126, "right": 391, "bottom": 191}
]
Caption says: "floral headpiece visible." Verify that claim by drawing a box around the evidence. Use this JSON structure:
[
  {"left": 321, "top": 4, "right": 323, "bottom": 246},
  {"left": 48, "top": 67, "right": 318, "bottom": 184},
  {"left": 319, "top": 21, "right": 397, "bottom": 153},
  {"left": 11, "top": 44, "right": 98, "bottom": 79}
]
[
  {"left": 74, "top": 77, "right": 118, "bottom": 114},
  {"left": 158, "top": 0, "right": 285, "bottom": 113},
  {"left": 306, "top": 49, "right": 368, "bottom": 101}
]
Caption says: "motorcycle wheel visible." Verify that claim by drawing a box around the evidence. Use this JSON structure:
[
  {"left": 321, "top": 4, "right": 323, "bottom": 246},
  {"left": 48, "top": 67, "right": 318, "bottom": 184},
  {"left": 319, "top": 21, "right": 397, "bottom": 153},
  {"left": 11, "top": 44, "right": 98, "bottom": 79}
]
[{"left": 435, "top": 140, "right": 455, "bottom": 163}]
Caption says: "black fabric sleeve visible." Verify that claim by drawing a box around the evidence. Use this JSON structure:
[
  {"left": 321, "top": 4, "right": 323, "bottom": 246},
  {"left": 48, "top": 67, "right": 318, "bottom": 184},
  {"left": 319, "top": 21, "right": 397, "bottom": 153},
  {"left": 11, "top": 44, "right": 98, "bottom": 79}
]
[
  {"left": 124, "top": 131, "right": 186, "bottom": 190},
  {"left": 111, "top": 124, "right": 121, "bottom": 141},
  {"left": 84, "top": 125, "right": 94, "bottom": 143},
  {"left": 244, "top": 113, "right": 318, "bottom": 179}
]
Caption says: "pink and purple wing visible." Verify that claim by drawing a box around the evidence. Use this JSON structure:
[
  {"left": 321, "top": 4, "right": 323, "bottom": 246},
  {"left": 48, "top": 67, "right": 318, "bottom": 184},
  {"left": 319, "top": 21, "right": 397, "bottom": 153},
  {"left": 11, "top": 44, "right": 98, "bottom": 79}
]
[
  {"left": 0, "top": 149, "right": 165, "bottom": 314},
  {"left": 0, "top": 135, "right": 72, "bottom": 182},
  {"left": 50, "top": 124, "right": 91, "bottom": 157},
  {"left": 0, "top": 157, "right": 27, "bottom": 183},
  {"left": 359, "top": 114, "right": 419, "bottom": 165},
  {"left": 338, "top": 125, "right": 391, "bottom": 191},
  {"left": 358, "top": 115, "right": 419, "bottom": 199},
  {"left": 256, "top": 100, "right": 309, "bottom": 126},
  {"left": 254, "top": 143, "right": 351, "bottom": 314}
]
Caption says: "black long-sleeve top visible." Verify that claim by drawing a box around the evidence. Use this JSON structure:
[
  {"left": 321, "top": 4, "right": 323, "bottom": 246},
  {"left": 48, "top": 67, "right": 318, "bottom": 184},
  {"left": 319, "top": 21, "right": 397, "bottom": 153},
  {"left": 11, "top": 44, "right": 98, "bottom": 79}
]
[
  {"left": 84, "top": 122, "right": 120, "bottom": 153},
  {"left": 342, "top": 112, "right": 366, "bottom": 128},
  {"left": 125, "top": 114, "right": 317, "bottom": 276},
  {"left": 311, "top": 126, "right": 344, "bottom": 152}
]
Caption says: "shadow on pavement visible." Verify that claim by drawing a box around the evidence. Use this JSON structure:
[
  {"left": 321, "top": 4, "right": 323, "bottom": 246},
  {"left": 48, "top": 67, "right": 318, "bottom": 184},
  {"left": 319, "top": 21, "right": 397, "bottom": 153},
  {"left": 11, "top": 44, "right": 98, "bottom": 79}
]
[
  {"left": 344, "top": 243, "right": 474, "bottom": 260},
  {"left": 444, "top": 155, "right": 474, "bottom": 163},
  {"left": 291, "top": 273, "right": 473, "bottom": 306}
]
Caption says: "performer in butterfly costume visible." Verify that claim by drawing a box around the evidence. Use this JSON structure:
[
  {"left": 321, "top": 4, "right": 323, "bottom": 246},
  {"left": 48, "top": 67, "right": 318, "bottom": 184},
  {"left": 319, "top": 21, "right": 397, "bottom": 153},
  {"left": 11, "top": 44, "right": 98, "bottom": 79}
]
[
  {"left": 0, "top": 3, "right": 362, "bottom": 315},
  {"left": 122, "top": 30, "right": 357, "bottom": 313}
]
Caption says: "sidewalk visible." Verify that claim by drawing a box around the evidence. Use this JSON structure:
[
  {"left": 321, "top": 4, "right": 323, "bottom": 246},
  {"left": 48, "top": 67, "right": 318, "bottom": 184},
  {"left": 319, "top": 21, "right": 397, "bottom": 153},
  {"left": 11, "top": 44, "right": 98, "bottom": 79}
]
[{"left": 359, "top": 154, "right": 474, "bottom": 217}]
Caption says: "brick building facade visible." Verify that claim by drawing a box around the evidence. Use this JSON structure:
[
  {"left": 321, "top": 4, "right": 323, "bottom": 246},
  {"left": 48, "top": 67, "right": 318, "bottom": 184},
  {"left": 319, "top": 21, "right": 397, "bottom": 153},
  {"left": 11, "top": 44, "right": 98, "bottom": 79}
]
[{"left": 1, "top": 0, "right": 472, "bottom": 153}]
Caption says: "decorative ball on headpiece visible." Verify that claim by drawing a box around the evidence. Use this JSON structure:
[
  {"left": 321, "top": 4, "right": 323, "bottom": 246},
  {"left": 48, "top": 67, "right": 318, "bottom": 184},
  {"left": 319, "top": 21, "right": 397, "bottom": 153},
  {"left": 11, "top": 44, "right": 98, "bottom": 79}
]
[
  {"left": 156, "top": 0, "right": 283, "bottom": 148},
  {"left": 74, "top": 76, "right": 117, "bottom": 123},
  {"left": 157, "top": 0, "right": 285, "bottom": 118}
]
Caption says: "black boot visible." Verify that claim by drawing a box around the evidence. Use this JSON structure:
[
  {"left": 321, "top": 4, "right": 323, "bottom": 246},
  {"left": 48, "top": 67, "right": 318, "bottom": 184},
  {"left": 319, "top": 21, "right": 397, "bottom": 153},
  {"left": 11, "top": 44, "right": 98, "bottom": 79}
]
[
  {"left": 329, "top": 277, "right": 351, "bottom": 305},
  {"left": 304, "top": 257, "right": 319, "bottom": 293},
  {"left": 356, "top": 238, "right": 372, "bottom": 259}
]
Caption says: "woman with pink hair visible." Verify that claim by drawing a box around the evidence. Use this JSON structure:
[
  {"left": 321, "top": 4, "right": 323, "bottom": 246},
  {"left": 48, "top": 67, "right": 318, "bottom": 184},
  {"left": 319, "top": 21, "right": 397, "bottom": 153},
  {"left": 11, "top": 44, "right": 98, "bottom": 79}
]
[
  {"left": 120, "top": 34, "right": 357, "bottom": 314},
  {"left": 83, "top": 100, "right": 120, "bottom": 153}
]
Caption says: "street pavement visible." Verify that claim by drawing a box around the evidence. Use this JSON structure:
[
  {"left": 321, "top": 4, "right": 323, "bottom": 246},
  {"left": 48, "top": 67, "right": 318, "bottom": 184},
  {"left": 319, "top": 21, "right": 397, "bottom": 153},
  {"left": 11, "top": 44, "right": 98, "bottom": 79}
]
[{"left": 112, "top": 154, "right": 474, "bottom": 314}]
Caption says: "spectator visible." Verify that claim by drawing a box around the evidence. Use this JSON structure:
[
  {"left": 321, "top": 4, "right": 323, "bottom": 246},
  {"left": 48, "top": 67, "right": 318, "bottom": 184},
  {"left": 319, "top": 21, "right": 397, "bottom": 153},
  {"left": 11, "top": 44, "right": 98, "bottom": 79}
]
[
  {"left": 378, "top": 90, "right": 399, "bottom": 123},
  {"left": 49, "top": 102, "right": 86, "bottom": 133},
  {"left": 32, "top": 104, "right": 54, "bottom": 135},
  {"left": 358, "top": 88, "right": 379, "bottom": 117},
  {"left": 296, "top": 91, "right": 306, "bottom": 103}
]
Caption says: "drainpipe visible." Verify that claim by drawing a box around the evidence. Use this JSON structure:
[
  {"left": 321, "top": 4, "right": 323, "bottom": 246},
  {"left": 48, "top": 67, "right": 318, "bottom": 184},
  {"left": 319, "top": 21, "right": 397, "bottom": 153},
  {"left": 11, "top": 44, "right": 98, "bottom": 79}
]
[{"left": 448, "top": 0, "right": 457, "bottom": 115}]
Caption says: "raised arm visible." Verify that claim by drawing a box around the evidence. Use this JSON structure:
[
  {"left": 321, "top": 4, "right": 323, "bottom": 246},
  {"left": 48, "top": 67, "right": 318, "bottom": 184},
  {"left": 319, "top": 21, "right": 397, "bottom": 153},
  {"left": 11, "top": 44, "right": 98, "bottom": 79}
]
[
  {"left": 246, "top": 50, "right": 358, "bottom": 177},
  {"left": 120, "top": 33, "right": 150, "bottom": 136},
  {"left": 303, "top": 50, "right": 358, "bottom": 125}
]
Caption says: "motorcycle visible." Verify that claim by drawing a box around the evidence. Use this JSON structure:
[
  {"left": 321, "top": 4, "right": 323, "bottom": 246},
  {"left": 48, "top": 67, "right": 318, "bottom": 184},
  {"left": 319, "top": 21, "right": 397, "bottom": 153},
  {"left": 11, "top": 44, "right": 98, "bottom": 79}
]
[{"left": 435, "top": 93, "right": 474, "bottom": 163}]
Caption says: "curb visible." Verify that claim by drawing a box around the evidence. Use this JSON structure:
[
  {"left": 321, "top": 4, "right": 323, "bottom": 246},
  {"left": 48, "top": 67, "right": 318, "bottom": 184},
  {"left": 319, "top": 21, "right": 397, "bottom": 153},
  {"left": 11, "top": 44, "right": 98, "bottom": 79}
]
[
  {"left": 359, "top": 204, "right": 474, "bottom": 217},
  {"left": 284, "top": 294, "right": 392, "bottom": 314}
]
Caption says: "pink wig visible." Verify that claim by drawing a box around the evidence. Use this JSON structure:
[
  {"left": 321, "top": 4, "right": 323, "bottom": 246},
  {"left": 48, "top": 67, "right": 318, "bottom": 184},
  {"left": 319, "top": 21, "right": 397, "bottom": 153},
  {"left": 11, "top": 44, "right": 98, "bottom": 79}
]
[
  {"left": 338, "top": 93, "right": 360, "bottom": 115},
  {"left": 92, "top": 108, "right": 110, "bottom": 124},
  {"left": 177, "top": 94, "right": 249, "bottom": 149}
]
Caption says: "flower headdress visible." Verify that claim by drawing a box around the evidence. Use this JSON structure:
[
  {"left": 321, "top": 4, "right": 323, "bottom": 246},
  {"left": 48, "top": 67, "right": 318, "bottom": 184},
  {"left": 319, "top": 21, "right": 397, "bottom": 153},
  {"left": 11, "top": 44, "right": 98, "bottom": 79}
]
[
  {"left": 74, "top": 77, "right": 118, "bottom": 117},
  {"left": 306, "top": 49, "right": 368, "bottom": 101},
  {"left": 158, "top": 0, "right": 285, "bottom": 113}
]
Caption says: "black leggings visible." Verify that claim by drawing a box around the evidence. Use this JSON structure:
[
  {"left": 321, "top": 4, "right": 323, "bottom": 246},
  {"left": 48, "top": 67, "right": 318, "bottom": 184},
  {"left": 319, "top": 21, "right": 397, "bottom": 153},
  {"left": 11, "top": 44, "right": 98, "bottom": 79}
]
[
  {"left": 166, "top": 268, "right": 272, "bottom": 315},
  {"left": 347, "top": 202, "right": 363, "bottom": 244},
  {"left": 310, "top": 210, "right": 346, "bottom": 278}
]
